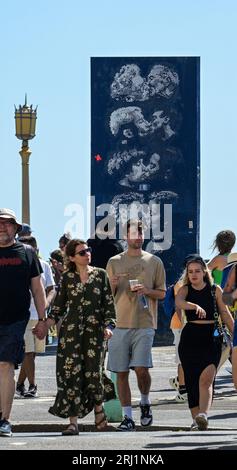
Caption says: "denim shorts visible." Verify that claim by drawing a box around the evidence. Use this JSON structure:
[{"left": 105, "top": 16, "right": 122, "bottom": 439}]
[
  {"left": 107, "top": 328, "right": 155, "bottom": 372},
  {"left": 0, "top": 320, "right": 28, "bottom": 369}
]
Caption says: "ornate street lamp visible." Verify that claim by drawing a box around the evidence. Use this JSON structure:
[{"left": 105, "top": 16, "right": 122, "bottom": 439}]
[{"left": 14, "top": 95, "right": 37, "bottom": 224}]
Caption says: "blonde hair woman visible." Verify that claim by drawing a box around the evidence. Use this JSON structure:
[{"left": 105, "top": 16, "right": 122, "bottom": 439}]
[{"left": 176, "top": 255, "right": 234, "bottom": 431}]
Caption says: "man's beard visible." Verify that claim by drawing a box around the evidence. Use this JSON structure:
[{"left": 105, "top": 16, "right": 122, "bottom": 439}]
[
  {"left": 129, "top": 241, "right": 143, "bottom": 250},
  {"left": 0, "top": 233, "right": 13, "bottom": 245}
]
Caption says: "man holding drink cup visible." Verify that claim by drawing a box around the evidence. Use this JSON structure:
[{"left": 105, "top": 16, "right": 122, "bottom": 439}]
[
  {"left": 129, "top": 279, "right": 149, "bottom": 309},
  {"left": 106, "top": 219, "right": 166, "bottom": 431}
]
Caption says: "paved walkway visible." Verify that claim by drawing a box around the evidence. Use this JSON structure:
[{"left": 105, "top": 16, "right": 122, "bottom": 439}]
[{"left": 10, "top": 345, "right": 237, "bottom": 432}]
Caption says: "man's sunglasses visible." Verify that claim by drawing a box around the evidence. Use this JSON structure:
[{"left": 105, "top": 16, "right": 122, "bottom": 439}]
[{"left": 75, "top": 247, "right": 92, "bottom": 257}]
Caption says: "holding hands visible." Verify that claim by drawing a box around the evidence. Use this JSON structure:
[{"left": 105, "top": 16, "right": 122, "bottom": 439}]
[
  {"left": 33, "top": 320, "right": 48, "bottom": 340},
  {"left": 104, "top": 327, "right": 113, "bottom": 340}
]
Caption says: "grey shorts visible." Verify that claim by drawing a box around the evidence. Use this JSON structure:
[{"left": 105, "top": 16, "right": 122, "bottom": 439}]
[{"left": 107, "top": 328, "right": 155, "bottom": 372}]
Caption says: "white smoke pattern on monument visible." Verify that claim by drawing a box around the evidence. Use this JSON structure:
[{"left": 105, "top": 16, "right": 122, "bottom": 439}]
[
  {"left": 109, "top": 107, "right": 176, "bottom": 141},
  {"left": 111, "top": 64, "right": 179, "bottom": 102}
]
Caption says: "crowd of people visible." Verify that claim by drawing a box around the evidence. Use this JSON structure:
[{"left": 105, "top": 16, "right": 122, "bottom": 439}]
[{"left": 0, "top": 209, "right": 237, "bottom": 437}]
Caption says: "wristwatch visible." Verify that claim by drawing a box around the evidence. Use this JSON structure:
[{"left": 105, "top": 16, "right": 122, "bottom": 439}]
[{"left": 38, "top": 318, "right": 46, "bottom": 322}]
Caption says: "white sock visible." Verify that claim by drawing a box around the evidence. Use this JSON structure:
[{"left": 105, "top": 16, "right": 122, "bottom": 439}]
[
  {"left": 140, "top": 394, "right": 150, "bottom": 405},
  {"left": 122, "top": 406, "right": 133, "bottom": 419}
]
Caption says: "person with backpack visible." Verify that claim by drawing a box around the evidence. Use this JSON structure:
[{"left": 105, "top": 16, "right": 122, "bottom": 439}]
[
  {"left": 15, "top": 236, "right": 56, "bottom": 398},
  {"left": 222, "top": 285, "right": 237, "bottom": 389},
  {"left": 222, "top": 259, "right": 237, "bottom": 380},
  {"left": 207, "top": 231, "right": 236, "bottom": 371},
  {"left": 0, "top": 209, "right": 46, "bottom": 437},
  {"left": 207, "top": 230, "right": 236, "bottom": 287}
]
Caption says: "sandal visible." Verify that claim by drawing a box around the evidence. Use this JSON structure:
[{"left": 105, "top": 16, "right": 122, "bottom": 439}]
[
  {"left": 62, "top": 423, "right": 79, "bottom": 436},
  {"left": 94, "top": 406, "right": 108, "bottom": 431}
]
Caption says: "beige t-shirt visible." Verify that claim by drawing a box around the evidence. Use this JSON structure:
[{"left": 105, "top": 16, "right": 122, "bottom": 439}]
[{"left": 106, "top": 250, "right": 166, "bottom": 329}]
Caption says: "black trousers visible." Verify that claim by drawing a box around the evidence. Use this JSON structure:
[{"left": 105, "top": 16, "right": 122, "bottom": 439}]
[{"left": 178, "top": 322, "right": 221, "bottom": 409}]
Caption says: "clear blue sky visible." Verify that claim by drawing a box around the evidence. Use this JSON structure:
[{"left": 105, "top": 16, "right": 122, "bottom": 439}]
[{"left": 0, "top": 0, "right": 236, "bottom": 261}]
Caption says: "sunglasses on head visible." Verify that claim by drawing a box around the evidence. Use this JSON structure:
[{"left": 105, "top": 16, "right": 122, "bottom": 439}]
[
  {"left": 186, "top": 256, "right": 206, "bottom": 267},
  {"left": 75, "top": 247, "right": 92, "bottom": 257}
]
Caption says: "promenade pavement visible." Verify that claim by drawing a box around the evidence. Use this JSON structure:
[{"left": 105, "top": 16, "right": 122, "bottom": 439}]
[{"left": 10, "top": 344, "right": 237, "bottom": 433}]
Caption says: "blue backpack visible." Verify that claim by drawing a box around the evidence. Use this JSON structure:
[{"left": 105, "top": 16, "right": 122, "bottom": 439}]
[
  {"left": 163, "top": 284, "right": 175, "bottom": 321},
  {"left": 221, "top": 263, "right": 236, "bottom": 289}
]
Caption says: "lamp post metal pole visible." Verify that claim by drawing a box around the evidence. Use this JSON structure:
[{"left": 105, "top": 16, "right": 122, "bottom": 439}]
[{"left": 19, "top": 141, "right": 31, "bottom": 224}]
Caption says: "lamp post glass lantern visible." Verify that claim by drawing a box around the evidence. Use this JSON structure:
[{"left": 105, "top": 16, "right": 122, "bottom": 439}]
[{"left": 14, "top": 95, "right": 37, "bottom": 224}]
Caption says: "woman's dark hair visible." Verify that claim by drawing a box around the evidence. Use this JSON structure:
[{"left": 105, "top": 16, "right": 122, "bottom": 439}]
[
  {"left": 212, "top": 230, "right": 236, "bottom": 255},
  {"left": 65, "top": 239, "right": 87, "bottom": 271},
  {"left": 59, "top": 232, "right": 72, "bottom": 248},
  {"left": 50, "top": 249, "right": 64, "bottom": 264}
]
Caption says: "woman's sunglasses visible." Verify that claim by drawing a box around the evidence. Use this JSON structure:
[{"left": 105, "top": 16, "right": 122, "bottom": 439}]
[{"left": 75, "top": 247, "right": 92, "bottom": 257}]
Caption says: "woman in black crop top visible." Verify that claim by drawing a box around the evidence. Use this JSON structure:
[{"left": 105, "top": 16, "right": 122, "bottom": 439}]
[{"left": 176, "top": 256, "right": 234, "bottom": 431}]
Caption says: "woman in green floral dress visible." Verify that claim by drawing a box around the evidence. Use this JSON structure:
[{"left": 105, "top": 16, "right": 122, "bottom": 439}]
[{"left": 44, "top": 239, "right": 116, "bottom": 435}]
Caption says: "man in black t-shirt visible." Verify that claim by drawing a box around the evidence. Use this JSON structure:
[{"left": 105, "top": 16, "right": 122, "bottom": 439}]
[{"left": 0, "top": 209, "right": 46, "bottom": 437}]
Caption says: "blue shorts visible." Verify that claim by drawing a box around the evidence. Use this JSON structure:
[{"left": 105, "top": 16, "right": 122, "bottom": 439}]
[
  {"left": 107, "top": 328, "right": 155, "bottom": 372},
  {"left": 233, "top": 319, "right": 237, "bottom": 348},
  {"left": 0, "top": 320, "right": 28, "bottom": 369}
]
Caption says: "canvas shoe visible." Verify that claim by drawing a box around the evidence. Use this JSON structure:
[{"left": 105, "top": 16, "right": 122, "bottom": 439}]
[
  {"left": 140, "top": 404, "right": 153, "bottom": 427},
  {"left": 175, "top": 392, "right": 188, "bottom": 403},
  {"left": 24, "top": 384, "right": 38, "bottom": 398},
  {"left": 15, "top": 383, "right": 25, "bottom": 398},
  {"left": 116, "top": 415, "right": 136, "bottom": 432},
  {"left": 169, "top": 376, "right": 179, "bottom": 391},
  {"left": 0, "top": 419, "right": 12, "bottom": 437},
  {"left": 196, "top": 413, "right": 208, "bottom": 430}
]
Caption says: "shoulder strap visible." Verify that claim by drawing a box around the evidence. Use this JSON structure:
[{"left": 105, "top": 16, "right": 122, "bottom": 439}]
[
  {"left": 210, "top": 284, "right": 220, "bottom": 325},
  {"left": 23, "top": 244, "right": 33, "bottom": 267}
]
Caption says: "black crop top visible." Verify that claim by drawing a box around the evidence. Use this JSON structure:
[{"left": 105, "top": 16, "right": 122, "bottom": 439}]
[{"left": 185, "top": 284, "right": 215, "bottom": 321}]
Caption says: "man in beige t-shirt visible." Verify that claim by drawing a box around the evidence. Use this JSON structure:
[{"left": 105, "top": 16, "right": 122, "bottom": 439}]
[{"left": 106, "top": 219, "right": 166, "bottom": 431}]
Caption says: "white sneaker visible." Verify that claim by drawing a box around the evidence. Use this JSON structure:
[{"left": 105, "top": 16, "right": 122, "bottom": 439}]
[
  {"left": 116, "top": 416, "right": 136, "bottom": 432},
  {"left": 175, "top": 392, "right": 187, "bottom": 403},
  {"left": 196, "top": 413, "right": 208, "bottom": 430},
  {"left": 169, "top": 377, "right": 179, "bottom": 391},
  {"left": 140, "top": 404, "right": 153, "bottom": 427}
]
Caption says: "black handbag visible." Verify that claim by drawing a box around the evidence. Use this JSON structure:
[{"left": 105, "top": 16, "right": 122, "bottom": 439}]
[{"left": 211, "top": 285, "right": 232, "bottom": 347}]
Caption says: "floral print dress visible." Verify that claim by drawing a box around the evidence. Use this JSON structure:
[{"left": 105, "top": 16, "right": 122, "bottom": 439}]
[{"left": 48, "top": 267, "right": 116, "bottom": 418}]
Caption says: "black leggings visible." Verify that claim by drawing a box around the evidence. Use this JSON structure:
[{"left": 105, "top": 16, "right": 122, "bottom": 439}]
[{"left": 178, "top": 322, "right": 221, "bottom": 409}]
